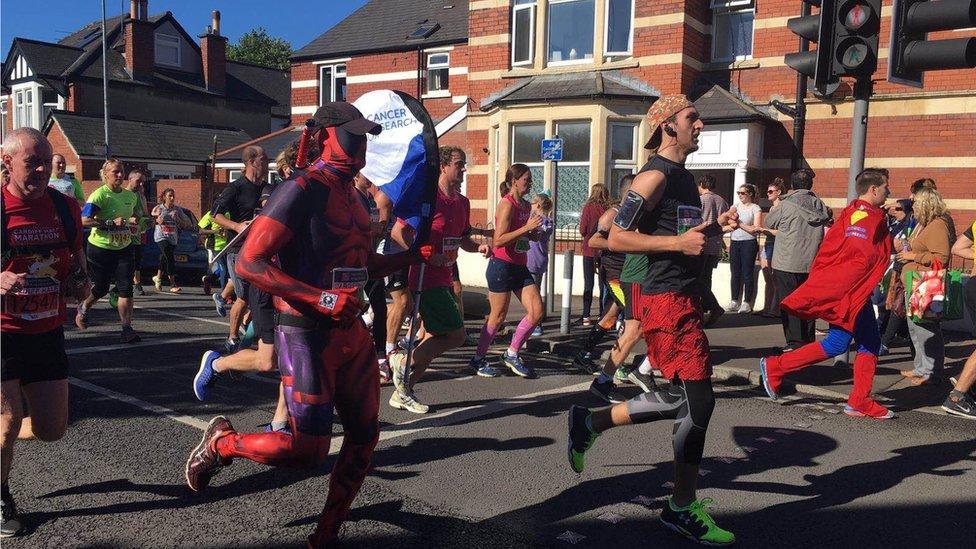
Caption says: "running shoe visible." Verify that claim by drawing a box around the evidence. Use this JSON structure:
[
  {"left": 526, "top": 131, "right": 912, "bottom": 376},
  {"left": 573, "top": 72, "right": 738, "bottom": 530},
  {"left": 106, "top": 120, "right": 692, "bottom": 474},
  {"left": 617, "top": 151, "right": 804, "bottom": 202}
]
[
  {"left": 463, "top": 333, "right": 478, "bottom": 347},
  {"left": 737, "top": 302, "right": 752, "bottom": 314},
  {"left": 469, "top": 356, "right": 501, "bottom": 378},
  {"left": 724, "top": 301, "right": 740, "bottom": 313},
  {"left": 152, "top": 274, "right": 163, "bottom": 291},
  {"left": 108, "top": 288, "right": 119, "bottom": 308},
  {"left": 759, "top": 358, "right": 779, "bottom": 400},
  {"left": 389, "top": 390, "right": 429, "bottom": 414},
  {"left": 877, "top": 344, "right": 890, "bottom": 357},
  {"left": 121, "top": 325, "right": 141, "bottom": 343},
  {"left": 75, "top": 302, "right": 89, "bottom": 330},
  {"left": 223, "top": 338, "right": 239, "bottom": 354},
  {"left": 378, "top": 358, "right": 392, "bottom": 384},
  {"left": 659, "top": 497, "right": 735, "bottom": 546},
  {"left": 573, "top": 351, "right": 601, "bottom": 375},
  {"left": 949, "top": 377, "right": 976, "bottom": 400},
  {"left": 194, "top": 351, "right": 221, "bottom": 401},
  {"left": 185, "top": 416, "right": 233, "bottom": 492},
  {"left": 390, "top": 352, "right": 409, "bottom": 396},
  {"left": 941, "top": 392, "right": 976, "bottom": 420},
  {"left": 627, "top": 370, "right": 658, "bottom": 393},
  {"left": 502, "top": 352, "right": 532, "bottom": 378},
  {"left": 531, "top": 325, "right": 544, "bottom": 337},
  {"left": 1, "top": 492, "right": 22, "bottom": 538},
  {"left": 566, "top": 405, "right": 598, "bottom": 474},
  {"left": 212, "top": 292, "right": 227, "bottom": 317},
  {"left": 590, "top": 378, "right": 625, "bottom": 404},
  {"left": 201, "top": 275, "right": 212, "bottom": 295},
  {"left": 843, "top": 401, "right": 895, "bottom": 419},
  {"left": 614, "top": 366, "right": 630, "bottom": 382}
]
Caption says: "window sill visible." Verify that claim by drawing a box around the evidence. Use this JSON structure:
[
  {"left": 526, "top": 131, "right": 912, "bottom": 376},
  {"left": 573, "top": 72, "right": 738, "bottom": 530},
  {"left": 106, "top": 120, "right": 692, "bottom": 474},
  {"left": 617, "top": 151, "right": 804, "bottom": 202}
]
[
  {"left": 503, "top": 58, "right": 639, "bottom": 78},
  {"left": 703, "top": 59, "right": 759, "bottom": 71},
  {"left": 422, "top": 90, "right": 452, "bottom": 99}
]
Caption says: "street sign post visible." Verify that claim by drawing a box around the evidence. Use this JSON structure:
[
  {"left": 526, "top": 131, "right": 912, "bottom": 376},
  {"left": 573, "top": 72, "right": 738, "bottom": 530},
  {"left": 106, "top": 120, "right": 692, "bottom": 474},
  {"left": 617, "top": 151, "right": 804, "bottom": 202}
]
[{"left": 542, "top": 138, "right": 563, "bottom": 315}]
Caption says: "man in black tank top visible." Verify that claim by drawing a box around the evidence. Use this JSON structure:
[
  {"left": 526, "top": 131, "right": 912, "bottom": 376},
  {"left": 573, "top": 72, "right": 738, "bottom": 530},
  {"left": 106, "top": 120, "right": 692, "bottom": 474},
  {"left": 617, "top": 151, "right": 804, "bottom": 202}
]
[{"left": 565, "top": 95, "right": 739, "bottom": 546}]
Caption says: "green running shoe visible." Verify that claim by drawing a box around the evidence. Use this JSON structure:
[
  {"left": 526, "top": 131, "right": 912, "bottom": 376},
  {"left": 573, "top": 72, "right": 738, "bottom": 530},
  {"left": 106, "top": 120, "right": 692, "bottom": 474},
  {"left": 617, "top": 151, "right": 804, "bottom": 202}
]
[
  {"left": 566, "top": 405, "right": 599, "bottom": 474},
  {"left": 614, "top": 366, "right": 629, "bottom": 382},
  {"left": 660, "top": 497, "right": 735, "bottom": 546}
]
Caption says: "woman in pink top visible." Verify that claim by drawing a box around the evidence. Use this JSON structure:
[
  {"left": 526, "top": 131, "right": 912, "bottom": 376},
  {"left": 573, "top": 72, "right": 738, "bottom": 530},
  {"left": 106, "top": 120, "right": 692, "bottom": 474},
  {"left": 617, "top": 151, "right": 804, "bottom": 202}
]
[{"left": 469, "top": 163, "right": 543, "bottom": 378}]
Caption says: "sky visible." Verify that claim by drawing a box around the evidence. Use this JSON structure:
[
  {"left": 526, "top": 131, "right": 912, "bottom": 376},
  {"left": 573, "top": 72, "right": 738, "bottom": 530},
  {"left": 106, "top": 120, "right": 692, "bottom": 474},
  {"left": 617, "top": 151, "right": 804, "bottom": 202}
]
[{"left": 1, "top": 0, "right": 370, "bottom": 61}]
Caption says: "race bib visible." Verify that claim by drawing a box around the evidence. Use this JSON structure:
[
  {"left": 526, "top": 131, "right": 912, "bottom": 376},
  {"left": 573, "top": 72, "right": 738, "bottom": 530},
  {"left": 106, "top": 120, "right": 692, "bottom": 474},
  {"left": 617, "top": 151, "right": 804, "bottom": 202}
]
[
  {"left": 108, "top": 226, "right": 133, "bottom": 247},
  {"left": 161, "top": 221, "right": 177, "bottom": 235},
  {"left": 4, "top": 276, "right": 60, "bottom": 321},
  {"left": 332, "top": 267, "right": 369, "bottom": 290},
  {"left": 515, "top": 238, "right": 530, "bottom": 253},
  {"left": 677, "top": 205, "right": 704, "bottom": 234}
]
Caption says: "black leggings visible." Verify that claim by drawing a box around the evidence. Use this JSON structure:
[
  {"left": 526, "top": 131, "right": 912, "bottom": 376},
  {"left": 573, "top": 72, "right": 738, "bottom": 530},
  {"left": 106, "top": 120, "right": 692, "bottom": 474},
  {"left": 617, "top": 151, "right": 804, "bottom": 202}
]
[
  {"left": 366, "top": 280, "right": 387, "bottom": 356},
  {"left": 158, "top": 240, "right": 177, "bottom": 277},
  {"left": 624, "top": 378, "right": 715, "bottom": 465},
  {"left": 582, "top": 256, "right": 604, "bottom": 318},
  {"left": 88, "top": 244, "right": 135, "bottom": 298},
  {"left": 729, "top": 239, "right": 759, "bottom": 303}
]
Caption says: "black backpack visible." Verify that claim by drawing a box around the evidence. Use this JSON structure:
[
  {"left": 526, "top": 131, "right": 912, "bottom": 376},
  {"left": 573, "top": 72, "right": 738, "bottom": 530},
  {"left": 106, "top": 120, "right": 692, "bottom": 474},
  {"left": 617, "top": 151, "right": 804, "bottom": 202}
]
[{"left": 1, "top": 187, "right": 79, "bottom": 263}]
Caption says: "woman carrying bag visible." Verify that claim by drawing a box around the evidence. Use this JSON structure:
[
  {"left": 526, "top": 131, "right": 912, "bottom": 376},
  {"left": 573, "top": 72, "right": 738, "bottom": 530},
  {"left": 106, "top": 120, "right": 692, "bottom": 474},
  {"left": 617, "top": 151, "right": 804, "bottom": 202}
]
[{"left": 895, "top": 187, "right": 952, "bottom": 386}]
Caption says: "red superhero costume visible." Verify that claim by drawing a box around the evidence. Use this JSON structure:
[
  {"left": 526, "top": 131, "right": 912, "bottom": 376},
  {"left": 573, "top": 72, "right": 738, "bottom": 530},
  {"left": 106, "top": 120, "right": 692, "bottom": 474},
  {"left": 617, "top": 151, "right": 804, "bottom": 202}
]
[
  {"left": 762, "top": 199, "right": 893, "bottom": 418},
  {"left": 183, "top": 103, "right": 427, "bottom": 548}
]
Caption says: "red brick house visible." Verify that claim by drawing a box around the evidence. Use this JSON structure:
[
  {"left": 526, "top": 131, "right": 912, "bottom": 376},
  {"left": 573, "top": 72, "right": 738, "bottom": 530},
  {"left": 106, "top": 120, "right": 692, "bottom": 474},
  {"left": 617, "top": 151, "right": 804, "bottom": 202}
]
[{"left": 1, "top": 0, "right": 290, "bottom": 214}]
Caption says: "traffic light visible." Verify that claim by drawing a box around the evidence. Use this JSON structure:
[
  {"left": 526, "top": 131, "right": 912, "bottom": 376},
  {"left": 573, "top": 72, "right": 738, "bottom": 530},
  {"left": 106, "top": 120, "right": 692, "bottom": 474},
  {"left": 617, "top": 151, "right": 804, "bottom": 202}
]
[
  {"left": 785, "top": 0, "right": 837, "bottom": 96},
  {"left": 889, "top": 0, "right": 976, "bottom": 88},
  {"left": 829, "top": 0, "right": 882, "bottom": 79}
]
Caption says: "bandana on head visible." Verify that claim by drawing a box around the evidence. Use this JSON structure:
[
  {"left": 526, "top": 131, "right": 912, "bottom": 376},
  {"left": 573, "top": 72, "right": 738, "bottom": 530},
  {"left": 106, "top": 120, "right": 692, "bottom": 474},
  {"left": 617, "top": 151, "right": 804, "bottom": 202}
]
[{"left": 643, "top": 94, "right": 695, "bottom": 152}]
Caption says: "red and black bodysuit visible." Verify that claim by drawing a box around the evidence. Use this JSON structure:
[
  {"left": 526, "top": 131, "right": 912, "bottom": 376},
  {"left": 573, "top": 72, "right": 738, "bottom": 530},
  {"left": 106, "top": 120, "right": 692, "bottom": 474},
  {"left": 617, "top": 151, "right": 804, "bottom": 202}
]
[{"left": 218, "top": 124, "right": 421, "bottom": 547}]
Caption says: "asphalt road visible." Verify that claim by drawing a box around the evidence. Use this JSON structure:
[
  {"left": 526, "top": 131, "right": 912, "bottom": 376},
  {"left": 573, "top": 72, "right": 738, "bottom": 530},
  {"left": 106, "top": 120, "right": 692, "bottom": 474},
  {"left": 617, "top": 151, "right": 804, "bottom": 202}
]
[{"left": 6, "top": 293, "right": 975, "bottom": 548}]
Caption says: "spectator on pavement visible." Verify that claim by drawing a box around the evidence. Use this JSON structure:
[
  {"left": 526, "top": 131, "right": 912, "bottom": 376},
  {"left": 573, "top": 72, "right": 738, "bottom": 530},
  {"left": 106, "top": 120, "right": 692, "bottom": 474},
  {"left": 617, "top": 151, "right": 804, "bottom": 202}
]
[
  {"left": 880, "top": 198, "right": 916, "bottom": 354},
  {"left": 896, "top": 187, "right": 951, "bottom": 386},
  {"left": 47, "top": 154, "right": 85, "bottom": 207},
  {"left": 579, "top": 183, "right": 612, "bottom": 326},
  {"left": 697, "top": 175, "right": 728, "bottom": 323},
  {"left": 727, "top": 184, "right": 762, "bottom": 313},
  {"left": 757, "top": 178, "right": 786, "bottom": 318},
  {"left": 527, "top": 192, "right": 554, "bottom": 336},
  {"left": 941, "top": 220, "right": 976, "bottom": 419},
  {"left": 764, "top": 168, "right": 833, "bottom": 351}
]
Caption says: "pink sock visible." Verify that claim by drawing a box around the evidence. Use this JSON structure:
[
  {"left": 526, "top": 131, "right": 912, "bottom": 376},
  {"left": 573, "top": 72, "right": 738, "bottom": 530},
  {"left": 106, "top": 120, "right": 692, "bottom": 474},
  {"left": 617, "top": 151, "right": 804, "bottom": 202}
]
[
  {"left": 508, "top": 316, "right": 536, "bottom": 354},
  {"left": 476, "top": 323, "right": 498, "bottom": 357}
]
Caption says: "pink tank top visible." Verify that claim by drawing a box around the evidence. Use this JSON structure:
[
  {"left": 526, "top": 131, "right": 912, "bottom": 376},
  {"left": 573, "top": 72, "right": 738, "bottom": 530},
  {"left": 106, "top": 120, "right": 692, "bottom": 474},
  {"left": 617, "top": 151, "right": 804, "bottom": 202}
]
[{"left": 493, "top": 193, "right": 531, "bottom": 265}]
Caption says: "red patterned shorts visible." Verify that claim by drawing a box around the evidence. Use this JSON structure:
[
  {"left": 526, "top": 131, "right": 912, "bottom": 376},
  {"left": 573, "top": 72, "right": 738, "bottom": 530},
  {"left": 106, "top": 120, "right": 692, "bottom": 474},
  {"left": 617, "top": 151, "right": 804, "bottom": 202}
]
[{"left": 638, "top": 291, "right": 711, "bottom": 381}]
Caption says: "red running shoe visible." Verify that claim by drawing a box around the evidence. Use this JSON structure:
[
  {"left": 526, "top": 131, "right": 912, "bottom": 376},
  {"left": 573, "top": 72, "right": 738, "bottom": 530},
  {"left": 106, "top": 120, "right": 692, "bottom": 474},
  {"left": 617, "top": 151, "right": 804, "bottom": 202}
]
[{"left": 185, "top": 416, "right": 234, "bottom": 491}]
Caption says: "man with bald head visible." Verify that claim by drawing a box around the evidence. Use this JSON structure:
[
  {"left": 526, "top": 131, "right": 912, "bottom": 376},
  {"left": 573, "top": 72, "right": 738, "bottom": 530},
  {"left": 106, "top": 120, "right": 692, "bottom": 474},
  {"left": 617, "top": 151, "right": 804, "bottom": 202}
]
[
  {"left": 1, "top": 128, "right": 90, "bottom": 538},
  {"left": 47, "top": 154, "right": 85, "bottom": 207}
]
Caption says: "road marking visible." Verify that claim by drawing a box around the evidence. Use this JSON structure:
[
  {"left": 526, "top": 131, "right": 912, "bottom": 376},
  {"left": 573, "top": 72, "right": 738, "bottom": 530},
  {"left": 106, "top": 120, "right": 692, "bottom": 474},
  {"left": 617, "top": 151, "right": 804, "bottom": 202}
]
[
  {"left": 134, "top": 305, "right": 229, "bottom": 327},
  {"left": 67, "top": 336, "right": 223, "bottom": 355},
  {"left": 68, "top": 377, "right": 210, "bottom": 430}
]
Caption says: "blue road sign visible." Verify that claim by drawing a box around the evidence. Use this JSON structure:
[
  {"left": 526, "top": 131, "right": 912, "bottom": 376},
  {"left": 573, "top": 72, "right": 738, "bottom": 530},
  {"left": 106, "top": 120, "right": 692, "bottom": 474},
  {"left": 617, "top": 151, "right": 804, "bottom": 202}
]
[{"left": 541, "top": 138, "right": 564, "bottom": 162}]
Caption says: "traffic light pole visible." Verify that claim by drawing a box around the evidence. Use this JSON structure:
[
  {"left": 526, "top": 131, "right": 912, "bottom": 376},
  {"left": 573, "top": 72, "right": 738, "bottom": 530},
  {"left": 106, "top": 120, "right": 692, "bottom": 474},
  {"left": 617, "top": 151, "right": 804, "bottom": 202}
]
[
  {"left": 847, "top": 77, "right": 872, "bottom": 200},
  {"left": 791, "top": 0, "right": 812, "bottom": 172}
]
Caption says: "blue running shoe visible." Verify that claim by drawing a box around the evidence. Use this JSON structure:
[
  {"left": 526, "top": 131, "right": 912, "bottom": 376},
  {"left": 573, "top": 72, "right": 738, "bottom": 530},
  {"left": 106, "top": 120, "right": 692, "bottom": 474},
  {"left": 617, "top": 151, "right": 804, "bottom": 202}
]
[
  {"left": 503, "top": 352, "right": 532, "bottom": 378},
  {"left": 194, "top": 351, "right": 221, "bottom": 401},
  {"left": 760, "top": 358, "right": 778, "bottom": 400},
  {"left": 212, "top": 292, "right": 227, "bottom": 317},
  {"left": 531, "top": 326, "right": 543, "bottom": 337},
  {"left": 469, "top": 356, "right": 501, "bottom": 378}
]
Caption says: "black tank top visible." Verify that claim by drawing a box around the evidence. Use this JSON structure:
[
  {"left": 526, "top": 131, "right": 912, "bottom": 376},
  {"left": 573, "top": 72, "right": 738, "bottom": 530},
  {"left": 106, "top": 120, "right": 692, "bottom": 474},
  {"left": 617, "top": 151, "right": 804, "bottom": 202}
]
[{"left": 637, "top": 155, "right": 705, "bottom": 295}]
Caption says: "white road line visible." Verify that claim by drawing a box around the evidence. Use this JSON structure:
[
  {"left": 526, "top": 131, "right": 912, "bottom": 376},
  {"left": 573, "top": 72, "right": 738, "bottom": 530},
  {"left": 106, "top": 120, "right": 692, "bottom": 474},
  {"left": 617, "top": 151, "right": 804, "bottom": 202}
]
[
  {"left": 67, "top": 336, "right": 223, "bottom": 355},
  {"left": 68, "top": 377, "right": 210, "bottom": 430},
  {"left": 134, "top": 305, "right": 229, "bottom": 327}
]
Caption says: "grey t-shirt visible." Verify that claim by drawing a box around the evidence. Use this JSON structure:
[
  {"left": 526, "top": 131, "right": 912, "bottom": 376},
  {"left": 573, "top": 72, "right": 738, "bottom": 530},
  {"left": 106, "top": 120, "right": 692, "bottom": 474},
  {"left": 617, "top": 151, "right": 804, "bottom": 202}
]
[
  {"left": 154, "top": 204, "right": 182, "bottom": 244},
  {"left": 765, "top": 189, "right": 833, "bottom": 273},
  {"left": 700, "top": 191, "right": 729, "bottom": 256}
]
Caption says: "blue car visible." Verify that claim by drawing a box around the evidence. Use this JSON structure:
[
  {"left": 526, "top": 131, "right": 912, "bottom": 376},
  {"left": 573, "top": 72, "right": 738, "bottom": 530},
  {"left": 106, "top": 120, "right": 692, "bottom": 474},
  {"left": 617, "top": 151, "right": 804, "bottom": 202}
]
[{"left": 140, "top": 207, "right": 209, "bottom": 279}]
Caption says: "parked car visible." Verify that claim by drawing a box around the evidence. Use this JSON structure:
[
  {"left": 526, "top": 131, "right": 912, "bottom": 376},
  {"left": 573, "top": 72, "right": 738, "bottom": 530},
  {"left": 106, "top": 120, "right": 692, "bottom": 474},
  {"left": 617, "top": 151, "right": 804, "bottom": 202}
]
[{"left": 140, "top": 207, "right": 209, "bottom": 280}]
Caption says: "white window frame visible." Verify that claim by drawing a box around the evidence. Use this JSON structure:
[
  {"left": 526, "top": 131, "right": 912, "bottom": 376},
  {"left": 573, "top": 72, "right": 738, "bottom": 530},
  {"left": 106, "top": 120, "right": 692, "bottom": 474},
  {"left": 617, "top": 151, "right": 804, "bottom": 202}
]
[
  {"left": 155, "top": 33, "right": 182, "bottom": 67},
  {"left": 511, "top": 0, "right": 536, "bottom": 68},
  {"left": 11, "top": 84, "right": 38, "bottom": 130},
  {"left": 607, "top": 121, "right": 639, "bottom": 194},
  {"left": 0, "top": 99, "right": 7, "bottom": 142},
  {"left": 425, "top": 53, "right": 450, "bottom": 94},
  {"left": 319, "top": 63, "right": 347, "bottom": 105},
  {"left": 546, "top": 0, "right": 596, "bottom": 67},
  {"left": 603, "top": 0, "right": 635, "bottom": 57},
  {"left": 710, "top": 0, "right": 755, "bottom": 63}
]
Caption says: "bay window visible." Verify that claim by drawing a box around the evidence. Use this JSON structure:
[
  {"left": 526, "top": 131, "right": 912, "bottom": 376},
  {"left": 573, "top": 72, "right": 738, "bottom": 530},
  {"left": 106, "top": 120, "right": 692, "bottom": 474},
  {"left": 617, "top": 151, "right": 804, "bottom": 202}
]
[{"left": 553, "top": 120, "right": 591, "bottom": 227}]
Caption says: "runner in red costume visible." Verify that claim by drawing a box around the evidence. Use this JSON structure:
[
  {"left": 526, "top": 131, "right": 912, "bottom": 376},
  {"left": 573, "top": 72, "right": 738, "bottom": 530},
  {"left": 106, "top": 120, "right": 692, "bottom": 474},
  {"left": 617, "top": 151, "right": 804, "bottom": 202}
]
[
  {"left": 183, "top": 103, "right": 430, "bottom": 548},
  {"left": 761, "top": 169, "right": 895, "bottom": 419}
]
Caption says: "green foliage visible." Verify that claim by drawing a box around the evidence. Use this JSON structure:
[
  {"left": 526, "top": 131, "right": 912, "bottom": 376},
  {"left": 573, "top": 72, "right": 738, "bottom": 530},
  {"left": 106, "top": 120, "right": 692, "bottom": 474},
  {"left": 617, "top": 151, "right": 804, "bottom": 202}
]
[{"left": 226, "top": 28, "right": 292, "bottom": 69}]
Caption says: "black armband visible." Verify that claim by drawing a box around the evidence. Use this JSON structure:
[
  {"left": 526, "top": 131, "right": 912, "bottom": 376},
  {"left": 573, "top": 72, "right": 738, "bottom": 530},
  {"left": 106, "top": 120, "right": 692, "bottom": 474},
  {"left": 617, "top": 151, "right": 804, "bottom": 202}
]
[
  {"left": 613, "top": 191, "right": 645, "bottom": 230},
  {"left": 597, "top": 229, "right": 610, "bottom": 239}
]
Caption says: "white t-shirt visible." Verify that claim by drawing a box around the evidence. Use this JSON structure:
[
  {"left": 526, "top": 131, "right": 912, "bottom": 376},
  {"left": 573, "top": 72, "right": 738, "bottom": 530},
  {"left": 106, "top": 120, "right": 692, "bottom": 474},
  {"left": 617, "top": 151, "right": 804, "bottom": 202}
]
[{"left": 731, "top": 203, "right": 762, "bottom": 241}]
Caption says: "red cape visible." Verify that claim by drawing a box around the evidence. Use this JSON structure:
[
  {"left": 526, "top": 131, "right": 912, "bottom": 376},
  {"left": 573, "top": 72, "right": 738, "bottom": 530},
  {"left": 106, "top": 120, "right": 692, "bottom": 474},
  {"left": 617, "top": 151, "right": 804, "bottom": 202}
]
[{"left": 781, "top": 199, "right": 891, "bottom": 332}]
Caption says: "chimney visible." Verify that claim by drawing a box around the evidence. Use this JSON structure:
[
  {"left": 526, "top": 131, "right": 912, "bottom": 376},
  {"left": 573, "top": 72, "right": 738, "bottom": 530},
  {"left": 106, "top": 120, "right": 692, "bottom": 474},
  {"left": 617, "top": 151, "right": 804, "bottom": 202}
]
[
  {"left": 124, "top": 0, "right": 154, "bottom": 80},
  {"left": 200, "top": 10, "right": 227, "bottom": 94}
]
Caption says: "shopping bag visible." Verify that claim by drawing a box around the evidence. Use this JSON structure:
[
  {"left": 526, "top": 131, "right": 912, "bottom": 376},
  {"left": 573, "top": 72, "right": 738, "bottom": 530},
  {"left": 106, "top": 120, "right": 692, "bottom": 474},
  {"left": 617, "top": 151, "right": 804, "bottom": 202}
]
[
  {"left": 944, "top": 269, "right": 965, "bottom": 321},
  {"left": 905, "top": 259, "right": 947, "bottom": 323}
]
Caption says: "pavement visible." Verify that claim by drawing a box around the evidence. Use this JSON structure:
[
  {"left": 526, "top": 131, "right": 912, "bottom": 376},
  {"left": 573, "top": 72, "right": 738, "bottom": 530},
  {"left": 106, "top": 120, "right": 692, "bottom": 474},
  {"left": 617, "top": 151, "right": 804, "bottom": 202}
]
[{"left": 4, "top": 288, "right": 975, "bottom": 548}]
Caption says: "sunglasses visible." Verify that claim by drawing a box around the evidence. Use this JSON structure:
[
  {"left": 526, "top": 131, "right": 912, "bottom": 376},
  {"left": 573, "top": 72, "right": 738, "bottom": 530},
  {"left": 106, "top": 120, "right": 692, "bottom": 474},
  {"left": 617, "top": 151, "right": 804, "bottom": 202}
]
[
  {"left": 736, "top": 191, "right": 749, "bottom": 196},
  {"left": 766, "top": 190, "right": 778, "bottom": 194}
]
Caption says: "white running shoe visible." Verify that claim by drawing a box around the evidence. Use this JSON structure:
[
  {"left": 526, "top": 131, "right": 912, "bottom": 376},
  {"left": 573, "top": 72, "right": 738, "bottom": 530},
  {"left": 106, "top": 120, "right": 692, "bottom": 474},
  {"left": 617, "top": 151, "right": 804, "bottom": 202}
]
[
  {"left": 389, "top": 390, "right": 429, "bottom": 414},
  {"left": 725, "top": 301, "right": 741, "bottom": 313},
  {"left": 737, "top": 302, "right": 752, "bottom": 314}
]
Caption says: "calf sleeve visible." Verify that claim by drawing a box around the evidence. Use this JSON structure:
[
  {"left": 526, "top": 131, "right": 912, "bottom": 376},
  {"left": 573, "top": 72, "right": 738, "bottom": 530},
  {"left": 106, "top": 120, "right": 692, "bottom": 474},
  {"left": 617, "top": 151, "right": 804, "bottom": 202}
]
[
  {"left": 475, "top": 323, "right": 498, "bottom": 357},
  {"left": 624, "top": 379, "right": 715, "bottom": 465},
  {"left": 509, "top": 316, "right": 537, "bottom": 352}
]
